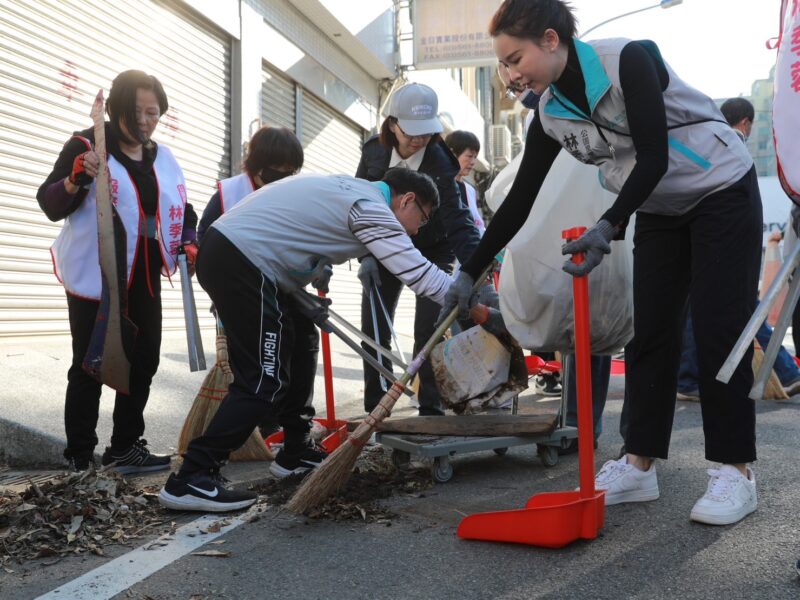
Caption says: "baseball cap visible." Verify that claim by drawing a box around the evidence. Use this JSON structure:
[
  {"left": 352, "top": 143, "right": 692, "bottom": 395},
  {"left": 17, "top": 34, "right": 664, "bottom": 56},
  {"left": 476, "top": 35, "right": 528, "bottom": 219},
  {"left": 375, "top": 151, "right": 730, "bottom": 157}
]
[{"left": 387, "top": 83, "right": 443, "bottom": 137}]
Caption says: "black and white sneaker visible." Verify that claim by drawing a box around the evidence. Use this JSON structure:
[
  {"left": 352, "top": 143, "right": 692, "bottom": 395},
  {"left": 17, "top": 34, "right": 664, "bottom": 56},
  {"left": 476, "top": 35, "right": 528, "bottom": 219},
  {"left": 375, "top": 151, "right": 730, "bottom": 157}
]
[
  {"left": 533, "top": 374, "right": 562, "bottom": 397},
  {"left": 101, "top": 439, "right": 171, "bottom": 475},
  {"left": 269, "top": 447, "right": 328, "bottom": 479},
  {"left": 158, "top": 471, "right": 258, "bottom": 512}
]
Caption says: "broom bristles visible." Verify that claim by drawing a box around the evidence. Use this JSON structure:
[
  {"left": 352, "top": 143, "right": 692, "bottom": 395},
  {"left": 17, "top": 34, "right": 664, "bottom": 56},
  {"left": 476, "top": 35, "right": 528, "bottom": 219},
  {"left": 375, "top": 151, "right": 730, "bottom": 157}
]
[
  {"left": 752, "top": 345, "right": 788, "bottom": 400},
  {"left": 286, "top": 382, "right": 404, "bottom": 513}
]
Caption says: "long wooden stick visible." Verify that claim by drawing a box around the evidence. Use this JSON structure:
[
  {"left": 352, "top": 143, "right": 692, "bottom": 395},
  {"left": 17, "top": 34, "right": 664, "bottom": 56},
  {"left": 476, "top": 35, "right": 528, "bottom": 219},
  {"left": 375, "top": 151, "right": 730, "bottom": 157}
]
[{"left": 82, "top": 90, "right": 134, "bottom": 393}]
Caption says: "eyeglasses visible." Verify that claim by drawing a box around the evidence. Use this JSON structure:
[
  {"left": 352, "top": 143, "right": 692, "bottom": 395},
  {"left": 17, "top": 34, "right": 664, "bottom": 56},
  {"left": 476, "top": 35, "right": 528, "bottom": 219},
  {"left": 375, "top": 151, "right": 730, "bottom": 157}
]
[
  {"left": 395, "top": 122, "right": 435, "bottom": 143},
  {"left": 413, "top": 198, "right": 430, "bottom": 226}
]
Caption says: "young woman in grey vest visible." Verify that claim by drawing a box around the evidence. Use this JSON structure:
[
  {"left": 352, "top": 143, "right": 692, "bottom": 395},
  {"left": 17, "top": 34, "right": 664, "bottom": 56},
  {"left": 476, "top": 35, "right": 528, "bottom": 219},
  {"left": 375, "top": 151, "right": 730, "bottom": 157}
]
[{"left": 444, "top": 0, "right": 760, "bottom": 526}]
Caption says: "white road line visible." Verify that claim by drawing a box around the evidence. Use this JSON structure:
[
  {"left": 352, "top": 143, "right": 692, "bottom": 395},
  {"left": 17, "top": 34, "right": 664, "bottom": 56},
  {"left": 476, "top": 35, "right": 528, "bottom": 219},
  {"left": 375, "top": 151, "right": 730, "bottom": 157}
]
[{"left": 35, "top": 513, "right": 247, "bottom": 600}]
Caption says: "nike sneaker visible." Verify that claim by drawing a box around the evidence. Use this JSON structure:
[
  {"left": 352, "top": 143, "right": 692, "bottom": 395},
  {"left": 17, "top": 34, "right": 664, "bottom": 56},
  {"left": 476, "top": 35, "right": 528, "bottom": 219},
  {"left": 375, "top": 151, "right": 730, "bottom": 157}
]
[{"left": 158, "top": 471, "right": 258, "bottom": 512}]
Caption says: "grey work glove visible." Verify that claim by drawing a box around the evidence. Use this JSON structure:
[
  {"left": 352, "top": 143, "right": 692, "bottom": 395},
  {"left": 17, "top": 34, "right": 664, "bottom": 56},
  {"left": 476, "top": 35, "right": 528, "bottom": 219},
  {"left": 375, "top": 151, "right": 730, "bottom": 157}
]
[
  {"left": 477, "top": 306, "right": 508, "bottom": 338},
  {"left": 561, "top": 219, "right": 617, "bottom": 277},
  {"left": 311, "top": 264, "right": 333, "bottom": 294},
  {"left": 357, "top": 255, "right": 381, "bottom": 292},
  {"left": 292, "top": 290, "right": 332, "bottom": 330},
  {"left": 437, "top": 270, "right": 476, "bottom": 326},
  {"left": 477, "top": 282, "right": 500, "bottom": 310}
]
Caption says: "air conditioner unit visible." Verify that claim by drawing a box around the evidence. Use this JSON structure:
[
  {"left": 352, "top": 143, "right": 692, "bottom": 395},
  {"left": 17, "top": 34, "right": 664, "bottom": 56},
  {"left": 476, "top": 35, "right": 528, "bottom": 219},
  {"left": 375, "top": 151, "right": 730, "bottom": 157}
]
[{"left": 489, "top": 124, "right": 512, "bottom": 168}]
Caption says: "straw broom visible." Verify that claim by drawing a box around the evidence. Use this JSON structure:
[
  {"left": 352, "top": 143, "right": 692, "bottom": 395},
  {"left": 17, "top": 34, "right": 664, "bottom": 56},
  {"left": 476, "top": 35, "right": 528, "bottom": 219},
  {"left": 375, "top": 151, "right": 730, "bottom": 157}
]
[
  {"left": 752, "top": 341, "right": 788, "bottom": 401},
  {"left": 178, "top": 321, "right": 274, "bottom": 461},
  {"left": 287, "top": 266, "right": 493, "bottom": 513}
]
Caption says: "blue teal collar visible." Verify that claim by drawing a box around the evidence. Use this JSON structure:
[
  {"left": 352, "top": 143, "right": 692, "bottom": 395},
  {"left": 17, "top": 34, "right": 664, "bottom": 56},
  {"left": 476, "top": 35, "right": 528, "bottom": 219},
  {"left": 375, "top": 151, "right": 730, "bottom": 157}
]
[
  {"left": 544, "top": 38, "right": 611, "bottom": 120},
  {"left": 373, "top": 181, "right": 392, "bottom": 206}
]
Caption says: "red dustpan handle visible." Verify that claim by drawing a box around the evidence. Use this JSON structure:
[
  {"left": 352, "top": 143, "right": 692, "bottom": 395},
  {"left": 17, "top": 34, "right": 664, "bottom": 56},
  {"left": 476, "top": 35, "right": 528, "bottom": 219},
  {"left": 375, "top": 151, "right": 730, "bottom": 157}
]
[
  {"left": 318, "top": 290, "right": 336, "bottom": 427},
  {"left": 562, "top": 227, "right": 595, "bottom": 499}
]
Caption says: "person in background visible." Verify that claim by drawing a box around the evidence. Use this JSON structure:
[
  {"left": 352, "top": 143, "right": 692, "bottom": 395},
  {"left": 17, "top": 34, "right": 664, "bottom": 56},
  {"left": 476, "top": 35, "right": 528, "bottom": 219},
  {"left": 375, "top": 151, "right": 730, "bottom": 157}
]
[
  {"left": 445, "top": 130, "right": 486, "bottom": 236},
  {"left": 197, "top": 126, "right": 306, "bottom": 438},
  {"left": 197, "top": 125, "right": 303, "bottom": 242},
  {"left": 36, "top": 70, "right": 197, "bottom": 473},
  {"left": 159, "top": 169, "right": 454, "bottom": 511},
  {"left": 355, "top": 83, "right": 492, "bottom": 417},
  {"left": 675, "top": 97, "right": 800, "bottom": 401},
  {"left": 446, "top": 0, "right": 761, "bottom": 525}
]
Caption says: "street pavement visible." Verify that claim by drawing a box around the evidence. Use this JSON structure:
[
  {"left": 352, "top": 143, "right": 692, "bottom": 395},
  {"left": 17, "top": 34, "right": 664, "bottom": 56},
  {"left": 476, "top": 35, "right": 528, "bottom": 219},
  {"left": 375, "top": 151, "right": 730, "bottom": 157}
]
[{"left": 2, "top": 291, "right": 800, "bottom": 598}]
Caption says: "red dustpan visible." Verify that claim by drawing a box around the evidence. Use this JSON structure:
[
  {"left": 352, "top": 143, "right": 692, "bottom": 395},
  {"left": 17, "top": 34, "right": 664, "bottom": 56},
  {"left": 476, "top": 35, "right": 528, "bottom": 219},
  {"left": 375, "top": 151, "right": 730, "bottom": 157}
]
[{"left": 457, "top": 226, "right": 605, "bottom": 548}]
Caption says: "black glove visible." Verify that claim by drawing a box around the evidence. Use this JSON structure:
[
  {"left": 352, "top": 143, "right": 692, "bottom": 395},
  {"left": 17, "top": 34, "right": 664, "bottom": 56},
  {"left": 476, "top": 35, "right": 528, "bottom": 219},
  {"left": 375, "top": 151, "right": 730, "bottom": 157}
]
[
  {"left": 561, "top": 219, "right": 617, "bottom": 277},
  {"left": 437, "top": 270, "right": 476, "bottom": 326},
  {"left": 357, "top": 255, "right": 381, "bottom": 291},
  {"left": 292, "top": 290, "right": 332, "bottom": 330},
  {"left": 311, "top": 264, "right": 333, "bottom": 294}
]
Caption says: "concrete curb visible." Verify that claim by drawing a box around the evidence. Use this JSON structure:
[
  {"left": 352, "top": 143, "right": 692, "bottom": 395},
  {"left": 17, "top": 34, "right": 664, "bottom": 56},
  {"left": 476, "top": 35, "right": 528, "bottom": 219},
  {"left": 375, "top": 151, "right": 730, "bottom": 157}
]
[{"left": 0, "top": 417, "right": 70, "bottom": 468}]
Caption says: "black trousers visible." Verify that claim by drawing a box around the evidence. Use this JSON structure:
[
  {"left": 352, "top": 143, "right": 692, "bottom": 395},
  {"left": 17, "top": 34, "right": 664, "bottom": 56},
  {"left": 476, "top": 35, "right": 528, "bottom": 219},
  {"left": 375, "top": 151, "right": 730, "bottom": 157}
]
[
  {"left": 64, "top": 237, "right": 162, "bottom": 461},
  {"left": 625, "top": 167, "right": 761, "bottom": 463},
  {"left": 360, "top": 242, "right": 470, "bottom": 415},
  {"left": 181, "top": 229, "right": 318, "bottom": 473}
]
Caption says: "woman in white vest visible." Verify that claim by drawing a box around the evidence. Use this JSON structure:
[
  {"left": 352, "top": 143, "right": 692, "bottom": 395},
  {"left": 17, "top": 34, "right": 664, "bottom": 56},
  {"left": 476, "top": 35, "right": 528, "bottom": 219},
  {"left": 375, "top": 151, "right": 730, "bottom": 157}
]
[
  {"left": 197, "top": 126, "right": 303, "bottom": 242},
  {"left": 36, "top": 70, "right": 197, "bottom": 474},
  {"left": 444, "top": 0, "right": 761, "bottom": 526}
]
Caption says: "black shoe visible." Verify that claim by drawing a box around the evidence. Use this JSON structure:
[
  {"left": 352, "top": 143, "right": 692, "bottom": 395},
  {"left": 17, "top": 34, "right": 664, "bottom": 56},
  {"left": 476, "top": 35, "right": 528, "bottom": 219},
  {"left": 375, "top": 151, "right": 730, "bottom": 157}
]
[
  {"left": 269, "top": 447, "right": 328, "bottom": 479},
  {"left": 534, "top": 374, "right": 562, "bottom": 397},
  {"left": 101, "top": 439, "right": 171, "bottom": 475},
  {"left": 67, "top": 456, "right": 96, "bottom": 472},
  {"left": 557, "top": 437, "right": 598, "bottom": 456},
  {"left": 158, "top": 471, "right": 258, "bottom": 512}
]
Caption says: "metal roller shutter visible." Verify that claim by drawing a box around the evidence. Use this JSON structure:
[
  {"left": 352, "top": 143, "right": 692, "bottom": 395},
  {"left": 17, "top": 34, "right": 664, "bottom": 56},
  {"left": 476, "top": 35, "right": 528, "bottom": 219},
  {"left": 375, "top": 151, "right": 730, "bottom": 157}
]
[
  {"left": 300, "top": 91, "right": 364, "bottom": 176},
  {"left": 261, "top": 62, "right": 296, "bottom": 132},
  {"left": 0, "top": 0, "right": 231, "bottom": 338}
]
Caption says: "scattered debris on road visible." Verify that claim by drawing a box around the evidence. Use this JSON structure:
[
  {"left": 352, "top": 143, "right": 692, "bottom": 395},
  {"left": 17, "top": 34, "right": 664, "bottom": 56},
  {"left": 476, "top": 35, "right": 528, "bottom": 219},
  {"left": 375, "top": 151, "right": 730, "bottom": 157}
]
[
  {"left": 252, "top": 446, "right": 432, "bottom": 522},
  {"left": 0, "top": 468, "right": 172, "bottom": 566}
]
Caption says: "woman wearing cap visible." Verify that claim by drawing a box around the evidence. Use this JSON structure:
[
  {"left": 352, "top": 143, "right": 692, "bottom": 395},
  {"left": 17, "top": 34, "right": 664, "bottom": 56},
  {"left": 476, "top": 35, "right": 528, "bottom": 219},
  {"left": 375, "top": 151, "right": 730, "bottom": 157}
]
[
  {"left": 36, "top": 69, "right": 197, "bottom": 474},
  {"left": 355, "top": 82, "right": 484, "bottom": 416},
  {"left": 443, "top": 0, "right": 760, "bottom": 526}
]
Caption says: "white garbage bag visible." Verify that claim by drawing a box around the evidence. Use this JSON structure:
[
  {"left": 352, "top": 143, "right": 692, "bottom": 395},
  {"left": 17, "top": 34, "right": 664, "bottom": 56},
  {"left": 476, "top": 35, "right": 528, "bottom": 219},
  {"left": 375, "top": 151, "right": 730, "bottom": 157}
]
[{"left": 498, "top": 150, "right": 634, "bottom": 354}]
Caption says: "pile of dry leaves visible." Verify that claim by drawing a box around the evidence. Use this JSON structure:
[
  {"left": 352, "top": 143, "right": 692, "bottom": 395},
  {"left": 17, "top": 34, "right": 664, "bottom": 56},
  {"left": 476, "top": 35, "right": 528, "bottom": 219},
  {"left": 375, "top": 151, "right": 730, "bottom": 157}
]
[
  {"left": 254, "top": 446, "right": 433, "bottom": 522},
  {"left": 0, "top": 469, "right": 170, "bottom": 566}
]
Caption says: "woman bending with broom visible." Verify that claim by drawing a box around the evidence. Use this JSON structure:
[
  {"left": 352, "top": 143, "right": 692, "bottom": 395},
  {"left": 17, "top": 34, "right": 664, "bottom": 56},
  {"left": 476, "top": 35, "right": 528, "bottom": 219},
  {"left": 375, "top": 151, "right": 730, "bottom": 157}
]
[{"left": 159, "top": 168, "right": 454, "bottom": 512}]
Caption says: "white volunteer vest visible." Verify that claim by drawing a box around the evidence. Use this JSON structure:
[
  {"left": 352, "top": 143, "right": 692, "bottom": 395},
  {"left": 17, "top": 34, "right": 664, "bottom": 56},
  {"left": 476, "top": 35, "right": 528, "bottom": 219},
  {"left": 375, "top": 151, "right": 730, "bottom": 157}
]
[
  {"left": 217, "top": 172, "right": 256, "bottom": 214},
  {"left": 51, "top": 142, "right": 187, "bottom": 299}
]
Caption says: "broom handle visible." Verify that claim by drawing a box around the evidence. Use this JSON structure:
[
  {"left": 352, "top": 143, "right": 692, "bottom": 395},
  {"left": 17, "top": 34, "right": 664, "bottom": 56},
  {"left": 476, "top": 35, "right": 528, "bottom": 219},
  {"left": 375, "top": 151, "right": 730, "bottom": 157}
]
[{"left": 350, "top": 263, "right": 496, "bottom": 441}]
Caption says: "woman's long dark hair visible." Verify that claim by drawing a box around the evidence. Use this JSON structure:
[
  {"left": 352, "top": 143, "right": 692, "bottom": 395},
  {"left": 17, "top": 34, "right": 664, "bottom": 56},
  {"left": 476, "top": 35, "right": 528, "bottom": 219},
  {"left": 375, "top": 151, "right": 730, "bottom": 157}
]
[
  {"left": 106, "top": 70, "right": 169, "bottom": 146},
  {"left": 489, "top": 0, "right": 577, "bottom": 42}
]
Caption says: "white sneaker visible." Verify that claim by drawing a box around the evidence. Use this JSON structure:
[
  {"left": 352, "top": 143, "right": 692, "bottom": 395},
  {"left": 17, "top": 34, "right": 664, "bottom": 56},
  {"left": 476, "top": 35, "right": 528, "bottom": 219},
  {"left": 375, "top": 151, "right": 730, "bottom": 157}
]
[
  {"left": 594, "top": 456, "right": 660, "bottom": 506},
  {"left": 690, "top": 465, "right": 757, "bottom": 525}
]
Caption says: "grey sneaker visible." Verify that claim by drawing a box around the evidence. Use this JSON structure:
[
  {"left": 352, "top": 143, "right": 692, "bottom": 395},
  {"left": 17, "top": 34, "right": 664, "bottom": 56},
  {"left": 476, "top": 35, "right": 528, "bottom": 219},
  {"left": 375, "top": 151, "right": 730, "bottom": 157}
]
[{"left": 101, "top": 439, "right": 171, "bottom": 475}]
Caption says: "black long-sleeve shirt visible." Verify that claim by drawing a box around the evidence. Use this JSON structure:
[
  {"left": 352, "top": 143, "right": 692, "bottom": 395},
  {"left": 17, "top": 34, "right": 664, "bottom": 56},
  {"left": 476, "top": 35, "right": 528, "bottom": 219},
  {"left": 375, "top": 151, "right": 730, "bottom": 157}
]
[{"left": 462, "top": 39, "right": 669, "bottom": 279}]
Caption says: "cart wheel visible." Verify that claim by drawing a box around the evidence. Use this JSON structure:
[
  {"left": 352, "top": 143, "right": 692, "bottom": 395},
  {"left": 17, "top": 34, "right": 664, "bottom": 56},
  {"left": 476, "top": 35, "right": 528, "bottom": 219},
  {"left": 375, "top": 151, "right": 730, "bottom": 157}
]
[
  {"left": 538, "top": 445, "right": 559, "bottom": 468},
  {"left": 493, "top": 447, "right": 509, "bottom": 456},
  {"left": 432, "top": 457, "right": 453, "bottom": 483},
  {"left": 391, "top": 450, "right": 411, "bottom": 469}
]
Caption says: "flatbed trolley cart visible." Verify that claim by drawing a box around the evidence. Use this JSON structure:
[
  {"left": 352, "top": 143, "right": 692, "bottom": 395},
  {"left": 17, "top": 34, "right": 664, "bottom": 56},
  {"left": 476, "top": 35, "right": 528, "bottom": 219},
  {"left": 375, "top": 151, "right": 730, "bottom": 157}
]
[{"left": 376, "top": 356, "right": 577, "bottom": 483}]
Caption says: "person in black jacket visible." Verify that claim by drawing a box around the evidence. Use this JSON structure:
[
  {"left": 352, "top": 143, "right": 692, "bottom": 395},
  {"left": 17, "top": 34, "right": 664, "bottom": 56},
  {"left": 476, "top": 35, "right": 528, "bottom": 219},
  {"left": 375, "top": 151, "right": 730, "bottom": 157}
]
[
  {"left": 37, "top": 70, "right": 197, "bottom": 473},
  {"left": 355, "top": 82, "right": 486, "bottom": 416}
]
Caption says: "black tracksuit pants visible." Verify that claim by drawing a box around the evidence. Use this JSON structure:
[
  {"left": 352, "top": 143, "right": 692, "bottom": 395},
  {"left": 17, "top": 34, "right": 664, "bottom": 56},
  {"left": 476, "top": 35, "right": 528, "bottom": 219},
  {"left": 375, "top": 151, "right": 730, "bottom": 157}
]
[
  {"left": 181, "top": 229, "right": 318, "bottom": 474},
  {"left": 360, "top": 241, "right": 471, "bottom": 415},
  {"left": 64, "top": 236, "right": 162, "bottom": 461},
  {"left": 624, "top": 166, "right": 761, "bottom": 464}
]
